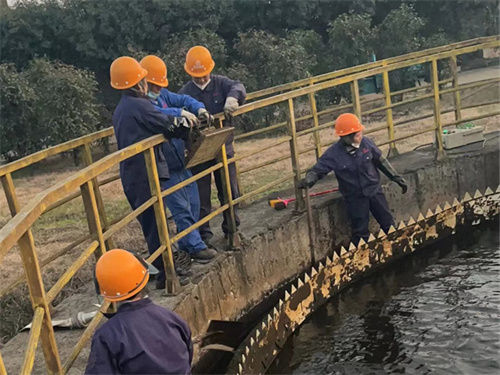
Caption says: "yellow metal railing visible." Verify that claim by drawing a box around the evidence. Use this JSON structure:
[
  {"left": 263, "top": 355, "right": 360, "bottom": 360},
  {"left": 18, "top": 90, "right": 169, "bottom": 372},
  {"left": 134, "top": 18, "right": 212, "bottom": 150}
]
[{"left": 0, "top": 36, "right": 499, "bottom": 374}]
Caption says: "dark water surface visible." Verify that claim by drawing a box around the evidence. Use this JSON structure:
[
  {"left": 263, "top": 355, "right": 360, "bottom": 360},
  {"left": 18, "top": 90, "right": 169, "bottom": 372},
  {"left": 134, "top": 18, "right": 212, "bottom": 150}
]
[{"left": 269, "top": 224, "right": 500, "bottom": 374}]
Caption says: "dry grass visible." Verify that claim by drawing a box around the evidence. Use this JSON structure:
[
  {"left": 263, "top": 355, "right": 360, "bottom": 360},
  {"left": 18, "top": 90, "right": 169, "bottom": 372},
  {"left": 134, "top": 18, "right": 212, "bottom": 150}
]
[{"left": 0, "top": 83, "right": 499, "bottom": 342}]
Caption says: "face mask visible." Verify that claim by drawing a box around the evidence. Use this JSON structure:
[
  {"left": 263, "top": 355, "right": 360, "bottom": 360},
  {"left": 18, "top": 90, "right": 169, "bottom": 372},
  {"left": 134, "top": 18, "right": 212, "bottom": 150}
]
[
  {"left": 147, "top": 91, "right": 160, "bottom": 100},
  {"left": 351, "top": 142, "right": 360, "bottom": 149}
]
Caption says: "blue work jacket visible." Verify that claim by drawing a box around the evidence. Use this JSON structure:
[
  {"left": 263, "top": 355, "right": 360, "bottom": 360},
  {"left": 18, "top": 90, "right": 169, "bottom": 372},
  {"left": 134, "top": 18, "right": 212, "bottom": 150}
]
[
  {"left": 151, "top": 89, "right": 205, "bottom": 171},
  {"left": 311, "top": 137, "right": 383, "bottom": 198},
  {"left": 179, "top": 75, "right": 246, "bottom": 154},
  {"left": 112, "top": 93, "right": 178, "bottom": 187},
  {"left": 85, "top": 298, "right": 192, "bottom": 374}
]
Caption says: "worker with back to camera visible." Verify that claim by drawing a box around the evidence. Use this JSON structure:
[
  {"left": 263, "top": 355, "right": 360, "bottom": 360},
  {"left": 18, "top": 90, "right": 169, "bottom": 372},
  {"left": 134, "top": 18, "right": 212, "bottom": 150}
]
[
  {"left": 139, "top": 55, "right": 217, "bottom": 270},
  {"left": 298, "top": 113, "right": 407, "bottom": 245},
  {"left": 85, "top": 249, "right": 192, "bottom": 374},
  {"left": 179, "top": 46, "right": 246, "bottom": 244}
]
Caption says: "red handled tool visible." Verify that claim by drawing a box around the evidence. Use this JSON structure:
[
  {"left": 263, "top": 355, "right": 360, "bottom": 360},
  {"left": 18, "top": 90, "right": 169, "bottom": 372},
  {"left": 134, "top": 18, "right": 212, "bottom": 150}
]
[{"left": 268, "top": 188, "right": 339, "bottom": 210}]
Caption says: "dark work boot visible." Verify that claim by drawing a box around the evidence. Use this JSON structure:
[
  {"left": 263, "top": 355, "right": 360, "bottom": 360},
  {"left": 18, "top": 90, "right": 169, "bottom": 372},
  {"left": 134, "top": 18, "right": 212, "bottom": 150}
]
[{"left": 191, "top": 248, "right": 217, "bottom": 263}]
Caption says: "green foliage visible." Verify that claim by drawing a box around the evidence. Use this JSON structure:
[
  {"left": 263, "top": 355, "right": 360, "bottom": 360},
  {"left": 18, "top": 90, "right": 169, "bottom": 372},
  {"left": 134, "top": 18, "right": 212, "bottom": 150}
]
[
  {"left": 0, "top": 64, "right": 38, "bottom": 160},
  {"left": 234, "top": 30, "right": 315, "bottom": 91},
  {"left": 327, "top": 12, "right": 375, "bottom": 69},
  {"left": 375, "top": 3, "right": 425, "bottom": 59},
  {"left": 0, "top": 59, "right": 102, "bottom": 160},
  {"left": 1, "top": 0, "right": 499, "bottom": 143}
]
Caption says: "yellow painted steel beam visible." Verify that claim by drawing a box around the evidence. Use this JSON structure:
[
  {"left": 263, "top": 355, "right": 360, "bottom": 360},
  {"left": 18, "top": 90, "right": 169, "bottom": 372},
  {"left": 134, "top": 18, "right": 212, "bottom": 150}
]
[
  {"left": 0, "top": 135, "right": 165, "bottom": 258},
  {"left": 232, "top": 173, "right": 295, "bottom": 205},
  {"left": 0, "top": 127, "right": 114, "bottom": 177},
  {"left": 103, "top": 197, "right": 157, "bottom": 241},
  {"left": 230, "top": 40, "right": 499, "bottom": 117},
  {"left": 245, "top": 36, "right": 498, "bottom": 101},
  {"left": 46, "top": 241, "right": 99, "bottom": 303},
  {"left": 170, "top": 204, "right": 229, "bottom": 244},
  {"left": 0, "top": 350, "right": 6, "bottom": 375},
  {"left": 20, "top": 307, "right": 45, "bottom": 375},
  {"left": 62, "top": 301, "right": 111, "bottom": 373}
]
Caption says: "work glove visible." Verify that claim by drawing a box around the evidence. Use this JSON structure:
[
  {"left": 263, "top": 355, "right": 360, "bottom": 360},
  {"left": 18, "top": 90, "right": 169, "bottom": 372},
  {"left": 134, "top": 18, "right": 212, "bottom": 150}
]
[
  {"left": 298, "top": 171, "right": 319, "bottom": 189},
  {"left": 168, "top": 117, "right": 191, "bottom": 140},
  {"left": 392, "top": 176, "right": 408, "bottom": 194},
  {"left": 376, "top": 157, "right": 408, "bottom": 194},
  {"left": 197, "top": 108, "right": 213, "bottom": 124},
  {"left": 181, "top": 109, "right": 199, "bottom": 127},
  {"left": 223, "top": 96, "right": 239, "bottom": 118}
]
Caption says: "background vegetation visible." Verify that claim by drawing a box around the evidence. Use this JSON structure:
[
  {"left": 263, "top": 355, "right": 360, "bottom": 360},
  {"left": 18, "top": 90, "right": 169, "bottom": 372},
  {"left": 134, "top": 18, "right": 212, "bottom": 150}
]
[{"left": 0, "top": 0, "right": 498, "bottom": 159}]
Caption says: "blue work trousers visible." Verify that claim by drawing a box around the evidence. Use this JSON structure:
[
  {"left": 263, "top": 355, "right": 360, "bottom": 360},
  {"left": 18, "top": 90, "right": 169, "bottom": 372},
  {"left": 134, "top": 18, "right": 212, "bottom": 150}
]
[
  {"left": 345, "top": 191, "right": 394, "bottom": 245},
  {"left": 123, "top": 170, "right": 206, "bottom": 282},
  {"left": 162, "top": 169, "right": 207, "bottom": 254}
]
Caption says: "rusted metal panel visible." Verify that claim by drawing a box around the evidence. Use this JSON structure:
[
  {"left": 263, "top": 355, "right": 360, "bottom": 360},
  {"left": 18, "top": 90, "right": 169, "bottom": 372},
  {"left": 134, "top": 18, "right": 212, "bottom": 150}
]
[{"left": 185, "top": 127, "right": 234, "bottom": 168}]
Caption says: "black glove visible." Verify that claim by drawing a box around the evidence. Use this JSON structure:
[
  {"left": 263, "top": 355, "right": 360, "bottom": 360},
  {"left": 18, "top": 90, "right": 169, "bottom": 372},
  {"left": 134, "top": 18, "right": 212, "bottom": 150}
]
[
  {"left": 167, "top": 117, "right": 191, "bottom": 141},
  {"left": 393, "top": 176, "right": 408, "bottom": 194},
  {"left": 376, "top": 157, "right": 408, "bottom": 194},
  {"left": 197, "top": 108, "right": 213, "bottom": 124},
  {"left": 298, "top": 171, "right": 319, "bottom": 189}
]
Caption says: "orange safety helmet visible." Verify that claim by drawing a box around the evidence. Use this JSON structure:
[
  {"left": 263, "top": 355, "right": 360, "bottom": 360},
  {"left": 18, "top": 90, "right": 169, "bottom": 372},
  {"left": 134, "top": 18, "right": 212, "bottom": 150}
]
[
  {"left": 110, "top": 56, "right": 148, "bottom": 90},
  {"left": 95, "top": 249, "right": 155, "bottom": 302},
  {"left": 140, "top": 55, "right": 169, "bottom": 87},
  {"left": 335, "top": 113, "right": 365, "bottom": 137},
  {"left": 184, "top": 46, "right": 215, "bottom": 77}
]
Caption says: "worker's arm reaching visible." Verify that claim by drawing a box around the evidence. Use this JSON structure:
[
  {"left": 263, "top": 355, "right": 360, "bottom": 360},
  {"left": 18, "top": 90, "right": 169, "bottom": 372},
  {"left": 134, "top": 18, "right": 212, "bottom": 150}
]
[
  {"left": 141, "top": 102, "right": 191, "bottom": 140},
  {"left": 298, "top": 150, "right": 336, "bottom": 189},
  {"left": 374, "top": 157, "right": 408, "bottom": 193}
]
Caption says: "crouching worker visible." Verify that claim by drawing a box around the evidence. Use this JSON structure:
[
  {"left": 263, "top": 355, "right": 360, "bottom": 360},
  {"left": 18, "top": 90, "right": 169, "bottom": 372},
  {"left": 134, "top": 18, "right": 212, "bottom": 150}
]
[
  {"left": 85, "top": 249, "right": 192, "bottom": 374},
  {"left": 298, "top": 113, "right": 407, "bottom": 245}
]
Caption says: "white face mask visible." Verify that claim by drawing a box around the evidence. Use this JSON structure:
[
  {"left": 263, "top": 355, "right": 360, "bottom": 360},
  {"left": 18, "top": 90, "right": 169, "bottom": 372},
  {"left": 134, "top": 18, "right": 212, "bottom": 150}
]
[{"left": 351, "top": 142, "right": 360, "bottom": 149}]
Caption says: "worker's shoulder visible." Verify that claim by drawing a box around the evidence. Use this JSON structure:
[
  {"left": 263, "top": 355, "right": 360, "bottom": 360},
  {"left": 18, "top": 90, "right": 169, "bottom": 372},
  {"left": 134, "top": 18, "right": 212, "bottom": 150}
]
[
  {"left": 178, "top": 81, "right": 195, "bottom": 94},
  {"left": 362, "top": 136, "right": 378, "bottom": 148}
]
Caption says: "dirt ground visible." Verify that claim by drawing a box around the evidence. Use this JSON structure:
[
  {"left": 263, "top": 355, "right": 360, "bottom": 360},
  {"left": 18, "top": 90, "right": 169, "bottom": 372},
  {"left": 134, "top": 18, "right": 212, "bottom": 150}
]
[{"left": 0, "top": 73, "right": 499, "bottom": 343}]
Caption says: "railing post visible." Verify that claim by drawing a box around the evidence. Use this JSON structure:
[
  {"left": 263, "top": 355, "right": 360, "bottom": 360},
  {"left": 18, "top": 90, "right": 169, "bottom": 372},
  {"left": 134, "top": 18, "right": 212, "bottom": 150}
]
[
  {"left": 431, "top": 59, "right": 446, "bottom": 159},
  {"left": 16, "top": 230, "right": 62, "bottom": 374},
  {"left": 449, "top": 55, "right": 462, "bottom": 122},
  {"left": 0, "top": 350, "right": 7, "bottom": 375},
  {"left": 144, "top": 147, "right": 180, "bottom": 294},
  {"left": 308, "top": 82, "right": 322, "bottom": 160},
  {"left": 80, "top": 143, "right": 115, "bottom": 249},
  {"left": 350, "top": 79, "right": 362, "bottom": 119},
  {"left": 218, "top": 118, "right": 239, "bottom": 249},
  {"left": 1, "top": 172, "right": 20, "bottom": 217},
  {"left": 287, "top": 98, "right": 304, "bottom": 211},
  {"left": 80, "top": 180, "right": 107, "bottom": 259},
  {"left": 382, "top": 70, "right": 398, "bottom": 156}
]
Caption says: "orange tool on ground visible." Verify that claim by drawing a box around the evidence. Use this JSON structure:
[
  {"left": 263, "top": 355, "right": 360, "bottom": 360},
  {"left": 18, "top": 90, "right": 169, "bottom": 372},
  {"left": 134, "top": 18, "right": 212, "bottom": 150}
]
[{"left": 268, "top": 188, "right": 339, "bottom": 210}]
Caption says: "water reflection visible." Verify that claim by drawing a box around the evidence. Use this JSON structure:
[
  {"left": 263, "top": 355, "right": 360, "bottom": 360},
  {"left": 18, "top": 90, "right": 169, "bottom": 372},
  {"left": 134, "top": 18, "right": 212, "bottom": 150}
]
[{"left": 269, "top": 224, "right": 499, "bottom": 374}]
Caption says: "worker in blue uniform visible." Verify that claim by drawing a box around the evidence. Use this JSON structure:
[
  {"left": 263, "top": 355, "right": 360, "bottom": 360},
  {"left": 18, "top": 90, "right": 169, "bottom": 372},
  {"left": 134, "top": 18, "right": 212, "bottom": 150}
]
[
  {"left": 140, "top": 55, "right": 216, "bottom": 267},
  {"left": 298, "top": 113, "right": 407, "bottom": 245},
  {"left": 179, "top": 46, "right": 246, "bottom": 243},
  {"left": 110, "top": 56, "right": 215, "bottom": 290},
  {"left": 85, "top": 249, "right": 192, "bottom": 374}
]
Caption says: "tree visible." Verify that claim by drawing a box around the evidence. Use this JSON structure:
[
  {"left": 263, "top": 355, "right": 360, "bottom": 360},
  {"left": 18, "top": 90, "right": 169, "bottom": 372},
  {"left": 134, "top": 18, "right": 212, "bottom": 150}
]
[
  {"left": 0, "top": 59, "right": 103, "bottom": 160},
  {"left": 327, "top": 12, "right": 375, "bottom": 70},
  {"left": 0, "top": 64, "right": 38, "bottom": 160}
]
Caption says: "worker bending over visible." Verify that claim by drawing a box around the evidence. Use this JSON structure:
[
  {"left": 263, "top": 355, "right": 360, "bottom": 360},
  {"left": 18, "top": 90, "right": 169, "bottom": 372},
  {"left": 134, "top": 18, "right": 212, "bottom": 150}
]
[
  {"left": 179, "top": 46, "right": 246, "bottom": 243},
  {"left": 299, "top": 113, "right": 407, "bottom": 244},
  {"left": 140, "top": 55, "right": 216, "bottom": 267},
  {"left": 85, "top": 249, "right": 192, "bottom": 374},
  {"left": 110, "top": 56, "right": 211, "bottom": 291}
]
